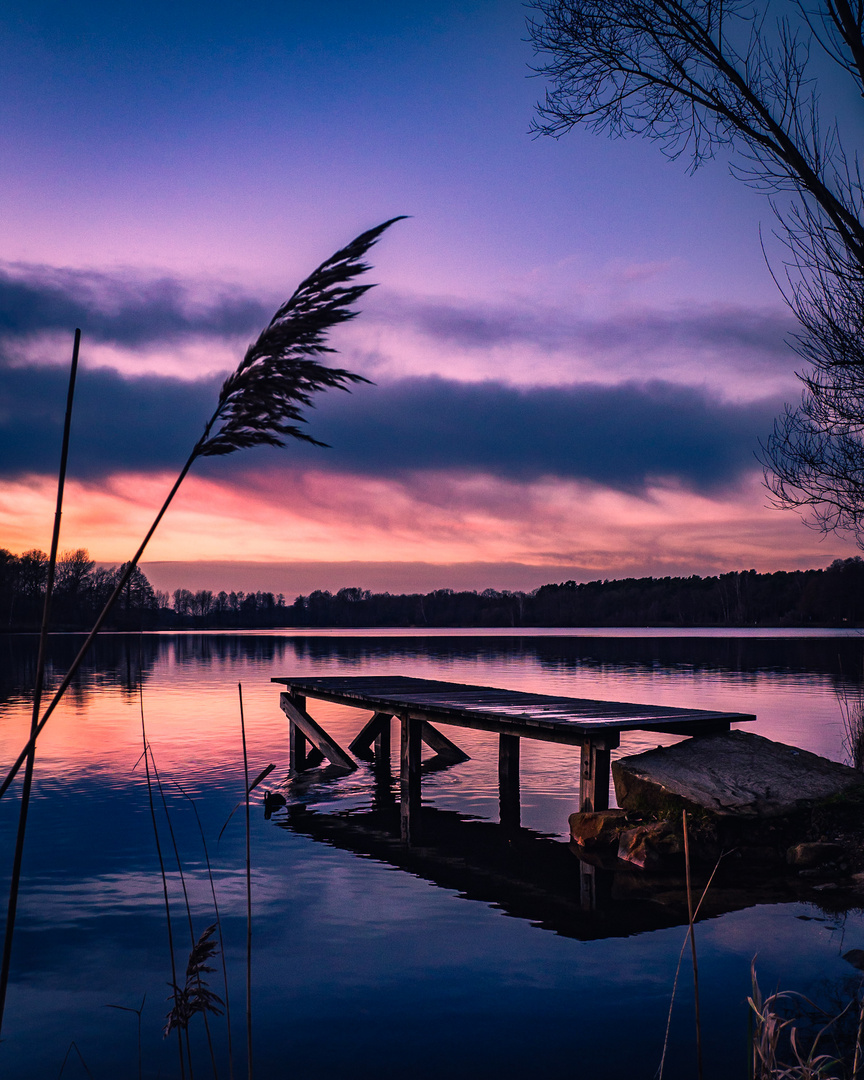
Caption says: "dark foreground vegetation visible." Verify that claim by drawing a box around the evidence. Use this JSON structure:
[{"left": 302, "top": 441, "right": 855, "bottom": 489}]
[{"left": 4, "top": 547, "right": 864, "bottom": 630}]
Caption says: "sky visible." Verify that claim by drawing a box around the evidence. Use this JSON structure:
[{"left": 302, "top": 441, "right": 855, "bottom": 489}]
[{"left": 0, "top": 0, "right": 857, "bottom": 598}]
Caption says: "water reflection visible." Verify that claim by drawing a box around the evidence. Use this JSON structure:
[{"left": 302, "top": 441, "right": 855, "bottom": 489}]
[
  {"left": 270, "top": 788, "right": 853, "bottom": 942},
  {"left": 2, "top": 631, "right": 864, "bottom": 1079},
  {"left": 4, "top": 627, "right": 864, "bottom": 707}
]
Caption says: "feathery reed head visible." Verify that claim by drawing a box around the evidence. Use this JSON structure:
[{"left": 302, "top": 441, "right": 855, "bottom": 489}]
[
  {"left": 194, "top": 216, "right": 405, "bottom": 458},
  {"left": 163, "top": 923, "right": 224, "bottom": 1036}
]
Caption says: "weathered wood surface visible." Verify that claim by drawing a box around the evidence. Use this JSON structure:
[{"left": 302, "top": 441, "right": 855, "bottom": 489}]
[
  {"left": 272, "top": 675, "right": 753, "bottom": 742},
  {"left": 279, "top": 692, "right": 357, "bottom": 772},
  {"left": 613, "top": 729, "right": 864, "bottom": 817}
]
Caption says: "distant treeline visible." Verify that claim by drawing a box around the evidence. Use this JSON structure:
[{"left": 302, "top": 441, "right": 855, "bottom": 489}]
[{"left": 4, "top": 547, "right": 864, "bottom": 630}]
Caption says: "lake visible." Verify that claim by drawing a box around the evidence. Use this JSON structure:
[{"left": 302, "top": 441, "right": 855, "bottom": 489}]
[{"left": 1, "top": 628, "right": 864, "bottom": 1079}]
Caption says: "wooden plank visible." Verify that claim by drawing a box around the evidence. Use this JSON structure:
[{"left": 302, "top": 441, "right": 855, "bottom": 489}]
[
  {"left": 348, "top": 712, "right": 392, "bottom": 759},
  {"left": 272, "top": 675, "right": 755, "bottom": 736},
  {"left": 400, "top": 715, "right": 422, "bottom": 844},
  {"left": 498, "top": 733, "right": 520, "bottom": 829},
  {"left": 420, "top": 721, "right": 469, "bottom": 762},
  {"left": 279, "top": 693, "right": 357, "bottom": 772}
]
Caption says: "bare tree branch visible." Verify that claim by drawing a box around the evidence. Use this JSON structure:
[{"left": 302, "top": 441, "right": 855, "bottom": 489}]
[{"left": 529, "top": 0, "right": 864, "bottom": 544}]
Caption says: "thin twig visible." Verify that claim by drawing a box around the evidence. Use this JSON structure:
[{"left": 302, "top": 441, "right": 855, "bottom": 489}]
[
  {"left": 656, "top": 845, "right": 727, "bottom": 1080},
  {"left": 105, "top": 994, "right": 146, "bottom": 1080},
  {"left": 0, "top": 329, "right": 80, "bottom": 1037},
  {"left": 57, "top": 1040, "right": 94, "bottom": 1079}
]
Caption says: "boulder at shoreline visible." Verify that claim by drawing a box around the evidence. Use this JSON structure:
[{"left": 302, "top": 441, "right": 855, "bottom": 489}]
[
  {"left": 570, "top": 730, "right": 864, "bottom": 872},
  {"left": 612, "top": 729, "right": 864, "bottom": 819}
]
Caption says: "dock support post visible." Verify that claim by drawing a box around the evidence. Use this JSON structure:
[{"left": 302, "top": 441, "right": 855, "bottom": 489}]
[
  {"left": 400, "top": 715, "right": 422, "bottom": 844},
  {"left": 498, "top": 733, "right": 521, "bottom": 829},
  {"left": 579, "top": 733, "right": 619, "bottom": 812},
  {"left": 374, "top": 715, "right": 391, "bottom": 768},
  {"left": 288, "top": 693, "right": 308, "bottom": 772}
]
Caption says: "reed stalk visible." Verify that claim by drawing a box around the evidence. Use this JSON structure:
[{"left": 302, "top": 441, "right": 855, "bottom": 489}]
[
  {"left": 239, "top": 683, "right": 253, "bottom": 1080},
  {"left": 140, "top": 701, "right": 186, "bottom": 1080},
  {"left": 149, "top": 749, "right": 220, "bottom": 1080},
  {"left": 0, "top": 329, "right": 80, "bottom": 1037},
  {"left": 683, "top": 811, "right": 704, "bottom": 1080},
  {"left": 852, "top": 992, "right": 864, "bottom": 1077},
  {"left": 0, "top": 218, "right": 404, "bottom": 806},
  {"left": 656, "top": 841, "right": 726, "bottom": 1080},
  {"left": 175, "top": 781, "right": 236, "bottom": 1080}
]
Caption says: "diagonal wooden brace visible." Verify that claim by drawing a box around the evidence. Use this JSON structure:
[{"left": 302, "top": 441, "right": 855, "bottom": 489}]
[
  {"left": 420, "top": 721, "right": 469, "bottom": 762},
  {"left": 348, "top": 712, "right": 393, "bottom": 759},
  {"left": 280, "top": 692, "right": 357, "bottom": 772}
]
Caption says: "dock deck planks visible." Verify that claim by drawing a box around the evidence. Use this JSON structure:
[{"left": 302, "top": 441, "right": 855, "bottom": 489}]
[{"left": 273, "top": 675, "right": 755, "bottom": 842}]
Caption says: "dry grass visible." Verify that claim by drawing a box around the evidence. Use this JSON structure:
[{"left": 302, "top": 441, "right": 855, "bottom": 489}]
[{"left": 748, "top": 961, "right": 856, "bottom": 1079}]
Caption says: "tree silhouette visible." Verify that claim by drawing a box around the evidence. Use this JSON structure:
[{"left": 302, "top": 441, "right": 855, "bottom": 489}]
[{"left": 529, "top": 0, "right": 864, "bottom": 540}]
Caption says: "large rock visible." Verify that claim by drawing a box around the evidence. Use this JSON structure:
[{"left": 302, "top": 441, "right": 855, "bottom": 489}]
[{"left": 613, "top": 730, "right": 864, "bottom": 819}]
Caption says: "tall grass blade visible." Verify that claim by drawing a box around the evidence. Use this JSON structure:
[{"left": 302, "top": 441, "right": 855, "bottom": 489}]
[
  {"left": 218, "top": 764, "right": 276, "bottom": 843},
  {"left": 140, "top": 692, "right": 185, "bottom": 1080},
  {"left": 174, "top": 781, "right": 236, "bottom": 1080},
  {"left": 149, "top": 747, "right": 220, "bottom": 1080},
  {"left": 748, "top": 961, "right": 845, "bottom": 1078},
  {"left": 0, "top": 328, "right": 81, "bottom": 1038},
  {"left": 0, "top": 218, "right": 404, "bottom": 805},
  {"left": 247, "top": 764, "right": 276, "bottom": 794},
  {"left": 683, "top": 811, "right": 703, "bottom": 1080},
  {"left": 239, "top": 683, "right": 253, "bottom": 1080}
]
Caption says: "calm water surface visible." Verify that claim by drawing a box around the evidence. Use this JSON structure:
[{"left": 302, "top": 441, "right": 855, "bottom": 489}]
[{"left": 1, "top": 629, "right": 864, "bottom": 1079}]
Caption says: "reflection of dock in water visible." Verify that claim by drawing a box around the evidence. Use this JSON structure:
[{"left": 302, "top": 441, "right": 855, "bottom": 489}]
[{"left": 271, "top": 801, "right": 818, "bottom": 942}]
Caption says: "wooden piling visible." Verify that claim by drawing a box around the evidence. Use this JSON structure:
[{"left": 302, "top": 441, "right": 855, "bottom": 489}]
[
  {"left": 400, "top": 715, "right": 422, "bottom": 843},
  {"left": 498, "top": 733, "right": 521, "bottom": 829}
]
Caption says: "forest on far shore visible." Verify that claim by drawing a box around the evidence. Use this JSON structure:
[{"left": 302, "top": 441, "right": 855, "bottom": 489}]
[{"left": 4, "top": 547, "right": 864, "bottom": 631}]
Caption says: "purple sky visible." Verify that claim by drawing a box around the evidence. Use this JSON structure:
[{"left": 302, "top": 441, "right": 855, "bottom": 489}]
[{"left": 0, "top": 0, "right": 854, "bottom": 597}]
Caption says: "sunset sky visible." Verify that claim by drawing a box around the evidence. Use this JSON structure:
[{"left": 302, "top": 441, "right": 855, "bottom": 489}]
[{"left": 0, "top": 0, "right": 856, "bottom": 597}]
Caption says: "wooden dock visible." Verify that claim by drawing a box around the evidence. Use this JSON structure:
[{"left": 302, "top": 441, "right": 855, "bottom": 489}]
[{"left": 272, "top": 675, "right": 756, "bottom": 842}]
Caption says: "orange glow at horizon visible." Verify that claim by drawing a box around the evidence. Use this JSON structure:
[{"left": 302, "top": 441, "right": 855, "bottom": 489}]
[{"left": 0, "top": 466, "right": 855, "bottom": 585}]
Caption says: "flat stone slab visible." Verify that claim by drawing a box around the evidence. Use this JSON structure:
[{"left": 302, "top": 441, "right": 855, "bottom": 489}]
[{"left": 613, "top": 730, "right": 864, "bottom": 818}]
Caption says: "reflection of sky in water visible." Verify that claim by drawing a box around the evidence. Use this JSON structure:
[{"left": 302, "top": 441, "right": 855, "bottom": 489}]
[{"left": 1, "top": 631, "right": 864, "bottom": 1078}]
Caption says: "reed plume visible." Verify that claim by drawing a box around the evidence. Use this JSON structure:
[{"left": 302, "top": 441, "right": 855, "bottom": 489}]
[
  {"left": 0, "top": 216, "right": 404, "bottom": 805},
  {"left": 164, "top": 924, "right": 224, "bottom": 1037}
]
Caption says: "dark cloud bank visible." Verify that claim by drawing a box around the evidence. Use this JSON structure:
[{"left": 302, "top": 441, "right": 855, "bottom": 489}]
[
  {"left": 0, "top": 264, "right": 269, "bottom": 346},
  {"left": 0, "top": 261, "right": 794, "bottom": 371},
  {"left": 1, "top": 364, "right": 778, "bottom": 492},
  {"left": 0, "top": 261, "right": 786, "bottom": 492}
]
